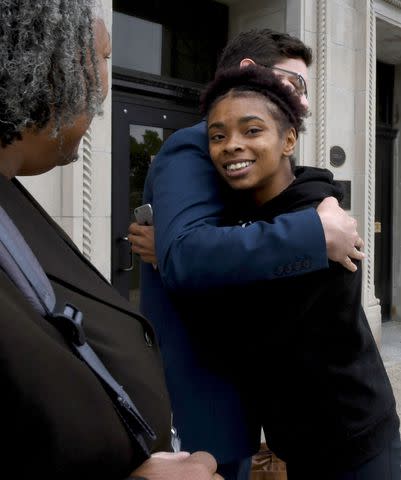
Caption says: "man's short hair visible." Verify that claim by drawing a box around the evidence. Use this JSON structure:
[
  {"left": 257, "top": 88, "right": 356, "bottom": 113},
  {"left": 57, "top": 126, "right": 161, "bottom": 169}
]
[{"left": 216, "top": 28, "right": 313, "bottom": 73}]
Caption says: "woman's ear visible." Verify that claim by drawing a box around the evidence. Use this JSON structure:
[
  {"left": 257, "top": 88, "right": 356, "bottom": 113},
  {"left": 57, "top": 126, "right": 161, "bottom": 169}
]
[
  {"left": 283, "top": 127, "right": 297, "bottom": 157},
  {"left": 240, "top": 58, "right": 257, "bottom": 69}
]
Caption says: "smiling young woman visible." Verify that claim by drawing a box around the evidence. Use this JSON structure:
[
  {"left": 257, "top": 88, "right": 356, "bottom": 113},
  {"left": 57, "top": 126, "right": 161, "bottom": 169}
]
[{"left": 199, "top": 64, "right": 401, "bottom": 480}]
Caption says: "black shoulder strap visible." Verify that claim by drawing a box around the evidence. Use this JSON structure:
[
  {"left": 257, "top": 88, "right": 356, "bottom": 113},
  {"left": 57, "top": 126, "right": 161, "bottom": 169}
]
[{"left": 0, "top": 205, "right": 155, "bottom": 458}]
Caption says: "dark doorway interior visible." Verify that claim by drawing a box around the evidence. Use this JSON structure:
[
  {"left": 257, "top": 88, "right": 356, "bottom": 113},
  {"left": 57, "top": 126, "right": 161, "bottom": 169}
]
[{"left": 375, "top": 61, "right": 397, "bottom": 322}]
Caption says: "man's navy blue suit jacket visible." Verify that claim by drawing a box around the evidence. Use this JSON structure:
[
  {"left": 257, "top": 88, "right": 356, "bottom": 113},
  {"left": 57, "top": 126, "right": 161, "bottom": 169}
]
[{"left": 139, "top": 121, "right": 328, "bottom": 463}]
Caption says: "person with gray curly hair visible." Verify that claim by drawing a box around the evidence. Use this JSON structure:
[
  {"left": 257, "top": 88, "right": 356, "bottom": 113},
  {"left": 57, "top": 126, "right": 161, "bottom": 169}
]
[
  {"left": 0, "top": 0, "right": 102, "bottom": 147},
  {"left": 200, "top": 64, "right": 400, "bottom": 480},
  {"left": 0, "top": 1, "right": 222, "bottom": 479}
]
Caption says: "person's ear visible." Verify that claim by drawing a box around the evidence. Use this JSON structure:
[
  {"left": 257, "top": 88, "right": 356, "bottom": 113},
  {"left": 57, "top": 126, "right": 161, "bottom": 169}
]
[
  {"left": 282, "top": 127, "right": 297, "bottom": 157},
  {"left": 240, "top": 58, "right": 257, "bottom": 69}
]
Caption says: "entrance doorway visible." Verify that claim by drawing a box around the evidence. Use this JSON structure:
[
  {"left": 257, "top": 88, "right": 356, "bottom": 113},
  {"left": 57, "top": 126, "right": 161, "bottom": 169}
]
[
  {"left": 375, "top": 61, "right": 397, "bottom": 322},
  {"left": 111, "top": 91, "right": 201, "bottom": 302}
]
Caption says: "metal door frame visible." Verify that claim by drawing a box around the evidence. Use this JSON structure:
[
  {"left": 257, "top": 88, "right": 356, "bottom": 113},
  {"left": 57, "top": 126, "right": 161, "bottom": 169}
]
[{"left": 111, "top": 90, "right": 201, "bottom": 298}]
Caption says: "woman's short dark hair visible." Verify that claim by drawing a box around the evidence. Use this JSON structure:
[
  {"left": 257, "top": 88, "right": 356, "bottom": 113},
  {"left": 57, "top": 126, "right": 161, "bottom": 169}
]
[
  {"left": 0, "top": 0, "right": 101, "bottom": 147},
  {"left": 216, "top": 28, "right": 313, "bottom": 73},
  {"left": 200, "top": 65, "right": 307, "bottom": 137}
]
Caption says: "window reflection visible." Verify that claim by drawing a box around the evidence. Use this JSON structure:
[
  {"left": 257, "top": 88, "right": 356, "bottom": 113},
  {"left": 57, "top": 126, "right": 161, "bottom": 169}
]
[
  {"left": 128, "top": 124, "right": 174, "bottom": 306},
  {"left": 129, "top": 125, "right": 163, "bottom": 212}
]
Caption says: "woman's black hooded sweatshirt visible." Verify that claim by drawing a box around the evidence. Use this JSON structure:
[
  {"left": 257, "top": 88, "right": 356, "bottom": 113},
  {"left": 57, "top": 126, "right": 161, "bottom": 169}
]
[{"left": 206, "top": 166, "right": 399, "bottom": 472}]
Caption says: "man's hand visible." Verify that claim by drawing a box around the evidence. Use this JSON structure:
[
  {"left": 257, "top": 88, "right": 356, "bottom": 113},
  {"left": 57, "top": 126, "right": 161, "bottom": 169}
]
[
  {"left": 317, "top": 197, "right": 365, "bottom": 272},
  {"left": 128, "top": 222, "right": 157, "bottom": 265},
  {"left": 130, "top": 451, "right": 224, "bottom": 480}
]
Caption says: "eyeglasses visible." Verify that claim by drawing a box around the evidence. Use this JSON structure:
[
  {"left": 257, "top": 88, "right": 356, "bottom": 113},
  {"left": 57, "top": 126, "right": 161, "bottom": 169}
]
[{"left": 261, "top": 65, "right": 308, "bottom": 99}]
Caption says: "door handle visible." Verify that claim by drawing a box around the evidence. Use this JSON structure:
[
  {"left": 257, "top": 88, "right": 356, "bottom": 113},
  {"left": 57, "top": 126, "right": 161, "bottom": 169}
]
[
  {"left": 119, "top": 236, "right": 134, "bottom": 271},
  {"left": 375, "top": 222, "right": 381, "bottom": 233}
]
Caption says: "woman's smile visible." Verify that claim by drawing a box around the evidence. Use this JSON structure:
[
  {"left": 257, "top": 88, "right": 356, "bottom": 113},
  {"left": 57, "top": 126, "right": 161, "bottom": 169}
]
[{"left": 224, "top": 160, "right": 255, "bottom": 177}]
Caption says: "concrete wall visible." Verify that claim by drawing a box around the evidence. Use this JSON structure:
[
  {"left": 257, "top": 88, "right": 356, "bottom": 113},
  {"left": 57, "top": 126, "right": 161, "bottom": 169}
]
[{"left": 227, "top": 0, "right": 286, "bottom": 36}]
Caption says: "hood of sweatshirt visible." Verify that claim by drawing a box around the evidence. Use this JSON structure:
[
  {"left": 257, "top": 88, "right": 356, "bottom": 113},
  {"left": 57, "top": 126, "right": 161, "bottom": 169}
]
[{"left": 242, "top": 166, "right": 344, "bottom": 223}]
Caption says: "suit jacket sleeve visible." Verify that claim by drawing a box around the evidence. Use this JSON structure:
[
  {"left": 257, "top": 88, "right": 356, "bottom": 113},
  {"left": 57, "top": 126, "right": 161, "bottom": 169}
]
[{"left": 145, "top": 122, "right": 328, "bottom": 293}]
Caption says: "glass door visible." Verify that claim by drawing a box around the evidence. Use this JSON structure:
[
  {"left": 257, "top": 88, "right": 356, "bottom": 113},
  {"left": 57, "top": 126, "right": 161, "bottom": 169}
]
[{"left": 112, "top": 91, "right": 201, "bottom": 302}]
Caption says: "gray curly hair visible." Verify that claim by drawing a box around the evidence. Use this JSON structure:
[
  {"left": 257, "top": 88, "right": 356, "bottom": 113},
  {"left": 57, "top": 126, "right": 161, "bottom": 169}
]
[{"left": 0, "top": 0, "right": 103, "bottom": 147}]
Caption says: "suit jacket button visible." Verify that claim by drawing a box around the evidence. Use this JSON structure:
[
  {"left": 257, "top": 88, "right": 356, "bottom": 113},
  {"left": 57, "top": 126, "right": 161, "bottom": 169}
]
[
  {"left": 275, "top": 265, "right": 284, "bottom": 276},
  {"left": 302, "top": 258, "right": 311, "bottom": 269}
]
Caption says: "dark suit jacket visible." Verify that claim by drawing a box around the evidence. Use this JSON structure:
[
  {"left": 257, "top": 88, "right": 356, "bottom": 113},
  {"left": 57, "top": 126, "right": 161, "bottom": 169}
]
[
  {"left": 0, "top": 175, "right": 171, "bottom": 479},
  {"left": 140, "top": 121, "right": 331, "bottom": 463}
]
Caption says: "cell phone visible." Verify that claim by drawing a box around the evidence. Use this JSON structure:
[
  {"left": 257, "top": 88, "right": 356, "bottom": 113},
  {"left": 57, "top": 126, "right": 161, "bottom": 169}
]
[{"left": 134, "top": 203, "right": 153, "bottom": 226}]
